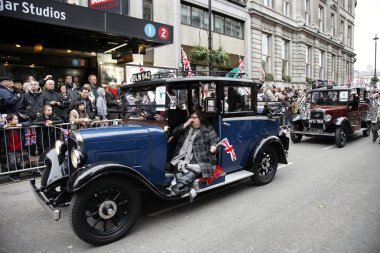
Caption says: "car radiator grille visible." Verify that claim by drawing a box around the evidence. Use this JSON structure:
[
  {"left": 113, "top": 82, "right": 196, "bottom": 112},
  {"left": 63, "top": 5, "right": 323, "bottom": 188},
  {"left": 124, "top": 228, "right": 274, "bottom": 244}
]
[{"left": 310, "top": 110, "right": 325, "bottom": 131}]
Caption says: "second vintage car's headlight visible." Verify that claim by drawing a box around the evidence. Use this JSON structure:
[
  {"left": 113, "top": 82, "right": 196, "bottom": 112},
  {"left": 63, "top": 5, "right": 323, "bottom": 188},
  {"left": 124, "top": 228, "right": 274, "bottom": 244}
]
[
  {"left": 324, "top": 114, "right": 332, "bottom": 122},
  {"left": 301, "top": 113, "right": 308, "bottom": 120},
  {"left": 70, "top": 149, "right": 82, "bottom": 169},
  {"left": 55, "top": 140, "right": 67, "bottom": 155}
]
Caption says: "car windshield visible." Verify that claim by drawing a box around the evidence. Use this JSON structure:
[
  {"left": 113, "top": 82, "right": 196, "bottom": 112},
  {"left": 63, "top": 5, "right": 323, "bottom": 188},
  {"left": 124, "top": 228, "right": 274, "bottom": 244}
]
[
  {"left": 120, "top": 85, "right": 167, "bottom": 121},
  {"left": 311, "top": 90, "right": 349, "bottom": 106}
]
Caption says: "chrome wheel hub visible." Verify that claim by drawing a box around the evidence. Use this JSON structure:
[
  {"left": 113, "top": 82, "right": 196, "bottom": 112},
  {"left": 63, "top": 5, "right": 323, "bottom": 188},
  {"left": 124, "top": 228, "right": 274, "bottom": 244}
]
[{"left": 98, "top": 200, "right": 117, "bottom": 219}]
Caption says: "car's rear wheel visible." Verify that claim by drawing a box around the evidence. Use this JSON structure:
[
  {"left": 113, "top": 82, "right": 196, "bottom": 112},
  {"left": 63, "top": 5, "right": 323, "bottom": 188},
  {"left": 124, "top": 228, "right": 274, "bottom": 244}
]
[
  {"left": 251, "top": 146, "right": 278, "bottom": 186},
  {"left": 335, "top": 126, "right": 347, "bottom": 148},
  {"left": 290, "top": 123, "right": 303, "bottom": 143},
  {"left": 69, "top": 177, "right": 141, "bottom": 245}
]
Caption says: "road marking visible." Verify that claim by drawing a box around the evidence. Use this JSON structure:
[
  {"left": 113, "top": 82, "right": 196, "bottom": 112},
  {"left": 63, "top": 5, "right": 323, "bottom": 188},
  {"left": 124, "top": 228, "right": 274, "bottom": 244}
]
[
  {"left": 323, "top": 145, "right": 335, "bottom": 150},
  {"left": 278, "top": 162, "right": 293, "bottom": 169}
]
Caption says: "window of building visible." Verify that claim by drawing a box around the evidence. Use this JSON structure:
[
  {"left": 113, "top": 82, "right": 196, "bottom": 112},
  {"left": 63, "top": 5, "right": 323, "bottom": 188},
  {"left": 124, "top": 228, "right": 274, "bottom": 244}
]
[
  {"left": 225, "top": 17, "right": 243, "bottom": 38},
  {"left": 341, "top": 20, "right": 345, "bottom": 43},
  {"left": 305, "top": 0, "right": 310, "bottom": 26},
  {"left": 214, "top": 14, "right": 225, "bottom": 34},
  {"left": 341, "top": 0, "right": 345, "bottom": 9},
  {"left": 143, "top": 0, "right": 153, "bottom": 21},
  {"left": 306, "top": 46, "right": 311, "bottom": 78},
  {"left": 181, "top": 4, "right": 191, "bottom": 25},
  {"left": 55, "top": 0, "right": 87, "bottom": 7},
  {"left": 318, "top": 6, "right": 325, "bottom": 33},
  {"left": 331, "top": 13, "right": 335, "bottom": 36},
  {"left": 347, "top": 26, "right": 352, "bottom": 47},
  {"left": 332, "top": 54, "right": 336, "bottom": 81},
  {"left": 282, "top": 0, "right": 290, "bottom": 16},
  {"left": 263, "top": 0, "right": 273, "bottom": 8},
  {"left": 346, "top": 61, "right": 350, "bottom": 77},
  {"left": 181, "top": 3, "right": 243, "bottom": 39},
  {"left": 319, "top": 50, "right": 325, "bottom": 79},
  {"left": 282, "top": 39, "right": 289, "bottom": 76},
  {"left": 191, "top": 7, "right": 208, "bottom": 29},
  {"left": 262, "top": 34, "right": 271, "bottom": 74}
]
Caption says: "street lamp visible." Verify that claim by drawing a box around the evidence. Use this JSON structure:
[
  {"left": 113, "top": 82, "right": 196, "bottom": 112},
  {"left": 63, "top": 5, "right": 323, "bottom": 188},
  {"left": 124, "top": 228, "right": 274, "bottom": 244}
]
[{"left": 374, "top": 34, "right": 379, "bottom": 80}]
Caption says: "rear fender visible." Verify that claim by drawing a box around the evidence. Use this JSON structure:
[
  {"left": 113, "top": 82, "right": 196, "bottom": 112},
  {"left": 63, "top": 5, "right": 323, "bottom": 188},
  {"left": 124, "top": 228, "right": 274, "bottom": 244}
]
[
  {"left": 252, "top": 136, "right": 288, "bottom": 165},
  {"left": 66, "top": 162, "right": 172, "bottom": 199}
]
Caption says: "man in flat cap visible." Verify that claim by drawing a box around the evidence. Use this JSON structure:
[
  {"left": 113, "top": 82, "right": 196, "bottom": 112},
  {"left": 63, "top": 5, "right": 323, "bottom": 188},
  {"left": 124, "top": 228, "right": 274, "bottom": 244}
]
[{"left": 0, "top": 77, "right": 19, "bottom": 114}]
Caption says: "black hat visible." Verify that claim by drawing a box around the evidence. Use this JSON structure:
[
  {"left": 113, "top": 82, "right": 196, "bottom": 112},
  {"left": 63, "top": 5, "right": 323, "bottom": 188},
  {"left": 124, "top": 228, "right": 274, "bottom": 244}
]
[{"left": 0, "top": 77, "right": 13, "bottom": 82}]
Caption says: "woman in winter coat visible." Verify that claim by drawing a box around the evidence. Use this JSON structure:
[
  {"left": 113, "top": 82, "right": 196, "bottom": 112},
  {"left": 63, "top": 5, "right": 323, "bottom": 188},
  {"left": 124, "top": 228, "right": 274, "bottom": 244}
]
[
  {"left": 70, "top": 100, "right": 91, "bottom": 130},
  {"left": 96, "top": 88, "right": 108, "bottom": 120}
]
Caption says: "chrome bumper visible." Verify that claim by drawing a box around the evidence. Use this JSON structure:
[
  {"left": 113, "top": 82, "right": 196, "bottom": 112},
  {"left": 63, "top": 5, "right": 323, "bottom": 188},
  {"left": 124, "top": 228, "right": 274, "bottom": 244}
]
[{"left": 30, "top": 179, "right": 61, "bottom": 221}]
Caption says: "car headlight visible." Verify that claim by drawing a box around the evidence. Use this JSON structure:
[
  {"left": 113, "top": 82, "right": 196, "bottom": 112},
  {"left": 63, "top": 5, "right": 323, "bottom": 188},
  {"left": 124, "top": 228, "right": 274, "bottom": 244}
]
[
  {"left": 55, "top": 140, "right": 63, "bottom": 154},
  {"left": 324, "top": 114, "right": 332, "bottom": 122},
  {"left": 301, "top": 113, "right": 308, "bottom": 120},
  {"left": 70, "top": 149, "right": 82, "bottom": 169}
]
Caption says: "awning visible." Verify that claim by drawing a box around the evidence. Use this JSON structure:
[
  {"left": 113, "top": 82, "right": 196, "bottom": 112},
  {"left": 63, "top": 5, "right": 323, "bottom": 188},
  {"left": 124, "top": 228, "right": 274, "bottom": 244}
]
[{"left": 0, "top": 0, "right": 173, "bottom": 55}]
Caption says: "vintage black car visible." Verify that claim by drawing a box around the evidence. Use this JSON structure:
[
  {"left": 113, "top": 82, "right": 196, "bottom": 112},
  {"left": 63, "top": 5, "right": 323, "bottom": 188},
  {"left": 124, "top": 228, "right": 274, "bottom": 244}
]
[
  {"left": 31, "top": 75, "right": 289, "bottom": 245},
  {"left": 290, "top": 86, "right": 371, "bottom": 147}
]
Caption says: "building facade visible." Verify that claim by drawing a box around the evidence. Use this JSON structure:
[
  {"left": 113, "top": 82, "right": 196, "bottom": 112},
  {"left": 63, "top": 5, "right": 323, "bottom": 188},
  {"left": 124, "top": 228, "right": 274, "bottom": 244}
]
[{"left": 249, "top": 0, "right": 356, "bottom": 89}]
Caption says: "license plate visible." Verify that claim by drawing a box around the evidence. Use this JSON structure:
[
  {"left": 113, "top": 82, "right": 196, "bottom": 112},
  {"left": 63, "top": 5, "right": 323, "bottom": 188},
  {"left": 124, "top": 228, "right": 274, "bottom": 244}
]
[{"left": 310, "top": 119, "right": 324, "bottom": 124}]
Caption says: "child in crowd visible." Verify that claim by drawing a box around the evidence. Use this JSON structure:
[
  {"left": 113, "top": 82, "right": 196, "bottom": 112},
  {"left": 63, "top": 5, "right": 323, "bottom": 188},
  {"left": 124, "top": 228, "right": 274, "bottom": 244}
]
[
  {"left": 70, "top": 100, "right": 91, "bottom": 130},
  {"left": 2, "top": 114, "right": 23, "bottom": 182},
  {"left": 33, "top": 105, "right": 63, "bottom": 153}
]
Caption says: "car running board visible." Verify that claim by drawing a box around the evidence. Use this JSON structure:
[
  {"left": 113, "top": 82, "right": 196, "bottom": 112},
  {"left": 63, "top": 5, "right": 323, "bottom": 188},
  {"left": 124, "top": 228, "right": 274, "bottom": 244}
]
[{"left": 182, "top": 170, "right": 254, "bottom": 197}]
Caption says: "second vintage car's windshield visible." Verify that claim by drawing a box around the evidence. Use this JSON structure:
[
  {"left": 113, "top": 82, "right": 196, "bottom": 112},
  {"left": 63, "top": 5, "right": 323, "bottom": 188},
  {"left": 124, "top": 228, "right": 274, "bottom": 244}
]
[{"left": 311, "top": 90, "right": 349, "bottom": 106}]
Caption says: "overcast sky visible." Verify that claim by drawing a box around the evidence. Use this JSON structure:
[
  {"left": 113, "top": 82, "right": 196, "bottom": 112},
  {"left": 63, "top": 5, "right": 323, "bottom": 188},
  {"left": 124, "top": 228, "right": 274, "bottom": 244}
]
[{"left": 354, "top": 0, "right": 380, "bottom": 72}]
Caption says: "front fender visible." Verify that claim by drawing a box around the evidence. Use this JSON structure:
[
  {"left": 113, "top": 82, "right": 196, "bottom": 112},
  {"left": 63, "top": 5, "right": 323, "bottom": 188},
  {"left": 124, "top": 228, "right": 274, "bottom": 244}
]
[
  {"left": 66, "top": 162, "right": 172, "bottom": 199},
  {"left": 292, "top": 115, "right": 302, "bottom": 122},
  {"left": 252, "top": 136, "right": 288, "bottom": 164},
  {"left": 333, "top": 117, "right": 349, "bottom": 126},
  {"left": 40, "top": 148, "right": 69, "bottom": 187}
]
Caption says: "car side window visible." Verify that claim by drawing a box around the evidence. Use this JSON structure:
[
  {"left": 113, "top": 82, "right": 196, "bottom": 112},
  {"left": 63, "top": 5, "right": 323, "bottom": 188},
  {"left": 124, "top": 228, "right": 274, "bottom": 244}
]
[{"left": 224, "top": 85, "right": 252, "bottom": 113}]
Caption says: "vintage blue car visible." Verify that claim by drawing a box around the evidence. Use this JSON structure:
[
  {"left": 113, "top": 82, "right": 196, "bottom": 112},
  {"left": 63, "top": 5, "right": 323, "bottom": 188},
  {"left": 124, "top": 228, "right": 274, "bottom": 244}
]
[{"left": 31, "top": 75, "right": 289, "bottom": 245}]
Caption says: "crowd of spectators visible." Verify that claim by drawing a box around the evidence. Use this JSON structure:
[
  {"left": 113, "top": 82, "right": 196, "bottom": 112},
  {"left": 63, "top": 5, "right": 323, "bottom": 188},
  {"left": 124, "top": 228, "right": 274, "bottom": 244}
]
[
  {"left": 257, "top": 83, "right": 311, "bottom": 126},
  {"left": 0, "top": 74, "right": 125, "bottom": 181}
]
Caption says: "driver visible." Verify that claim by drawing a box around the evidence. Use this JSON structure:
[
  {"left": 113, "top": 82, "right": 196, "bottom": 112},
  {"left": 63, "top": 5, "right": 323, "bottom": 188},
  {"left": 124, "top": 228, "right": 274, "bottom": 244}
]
[{"left": 348, "top": 90, "right": 359, "bottom": 111}]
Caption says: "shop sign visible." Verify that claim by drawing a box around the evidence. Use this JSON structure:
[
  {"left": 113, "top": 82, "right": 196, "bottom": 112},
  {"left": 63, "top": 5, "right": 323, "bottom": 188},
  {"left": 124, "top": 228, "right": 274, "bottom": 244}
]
[{"left": 0, "top": 0, "right": 172, "bottom": 44}]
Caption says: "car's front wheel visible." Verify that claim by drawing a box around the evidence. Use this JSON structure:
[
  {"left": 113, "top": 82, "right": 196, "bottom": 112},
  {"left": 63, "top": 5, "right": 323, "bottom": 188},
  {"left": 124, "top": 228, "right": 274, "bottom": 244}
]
[
  {"left": 335, "top": 126, "right": 347, "bottom": 148},
  {"left": 69, "top": 177, "right": 141, "bottom": 245},
  {"left": 251, "top": 146, "right": 278, "bottom": 186}
]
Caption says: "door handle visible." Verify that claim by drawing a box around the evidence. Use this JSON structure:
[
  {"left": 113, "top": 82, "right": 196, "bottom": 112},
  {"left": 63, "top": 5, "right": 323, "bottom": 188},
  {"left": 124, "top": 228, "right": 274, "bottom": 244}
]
[{"left": 223, "top": 122, "right": 231, "bottom": 126}]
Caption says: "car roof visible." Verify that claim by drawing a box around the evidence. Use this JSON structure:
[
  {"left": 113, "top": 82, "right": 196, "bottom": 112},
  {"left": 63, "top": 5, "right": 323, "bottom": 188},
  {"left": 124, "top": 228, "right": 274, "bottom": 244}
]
[
  {"left": 312, "top": 86, "right": 365, "bottom": 92},
  {"left": 122, "top": 76, "right": 258, "bottom": 89}
]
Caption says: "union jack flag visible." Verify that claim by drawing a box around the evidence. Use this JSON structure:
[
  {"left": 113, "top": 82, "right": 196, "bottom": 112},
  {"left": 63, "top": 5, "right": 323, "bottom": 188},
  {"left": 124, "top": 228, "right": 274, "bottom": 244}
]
[
  {"left": 181, "top": 48, "right": 192, "bottom": 76},
  {"left": 218, "top": 138, "right": 237, "bottom": 161},
  {"left": 238, "top": 57, "right": 244, "bottom": 72},
  {"left": 139, "top": 63, "right": 144, "bottom": 73},
  {"left": 62, "top": 128, "right": 70, "bottom": 141},
  {"left": 24, "top": 128, "right": 36, "bottom": 146}
]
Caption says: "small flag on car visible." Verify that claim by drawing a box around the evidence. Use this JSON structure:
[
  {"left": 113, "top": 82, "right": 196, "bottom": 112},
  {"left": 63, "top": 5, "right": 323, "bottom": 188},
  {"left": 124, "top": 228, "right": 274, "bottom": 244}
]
[{"left": 217, "top": 138, "right": 237, "bottom": 161}]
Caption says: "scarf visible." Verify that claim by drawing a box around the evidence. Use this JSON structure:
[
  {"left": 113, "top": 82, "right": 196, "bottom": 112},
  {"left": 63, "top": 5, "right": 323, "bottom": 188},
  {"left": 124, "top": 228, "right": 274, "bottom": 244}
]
[
  {"left": 170, "top": 127, "right": 200, "bottom": 172},
  {"left": 108, "top": 87, "right": 118, "bottom": 98}
]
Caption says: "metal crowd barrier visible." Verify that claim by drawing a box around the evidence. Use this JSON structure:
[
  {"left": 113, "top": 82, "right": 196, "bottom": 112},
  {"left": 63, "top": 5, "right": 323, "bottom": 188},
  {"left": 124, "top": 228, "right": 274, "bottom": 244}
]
[
  {"left": 0, "top": 123, "right": 71, "bottom": 179},
  {"left": 0, "top": 120, "right": 123, "bottom": 181}
]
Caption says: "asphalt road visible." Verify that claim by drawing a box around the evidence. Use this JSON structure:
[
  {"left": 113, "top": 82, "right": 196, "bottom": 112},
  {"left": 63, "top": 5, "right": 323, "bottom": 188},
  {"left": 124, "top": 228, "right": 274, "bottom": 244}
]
[{"left": 0, "top": 134, "right": 379, "bottom": 253}]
